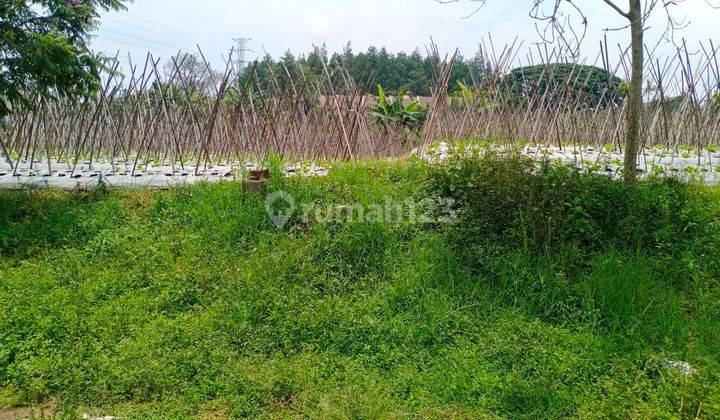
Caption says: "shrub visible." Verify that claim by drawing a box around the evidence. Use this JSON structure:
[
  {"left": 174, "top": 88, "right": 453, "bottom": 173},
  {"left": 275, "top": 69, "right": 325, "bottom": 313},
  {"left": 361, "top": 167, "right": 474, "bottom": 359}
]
[
  {"left": 427, "top": 153, "right": 720, "bottom": 352},
  {"left": 428, "top": 153, "right": 719, "bottom": 278}
]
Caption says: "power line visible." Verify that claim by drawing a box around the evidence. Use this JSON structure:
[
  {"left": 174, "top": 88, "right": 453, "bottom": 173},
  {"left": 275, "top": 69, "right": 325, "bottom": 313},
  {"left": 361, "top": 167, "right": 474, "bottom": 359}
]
[
  {"left": 93, "top": 13, "right": 238, "bottom": 74},
  {"left": 95, "top": 35, "right": 180, "bottom": 56},
  {"left": 101, "top": 28, "right": 191, "bottom": 51},
  {"left": 95, "top": 29, "right": 231, "bottom": 61},
  {"left": 102, "top": 17, "right": 230, "bottom": 50},
  {"left": 119, "top": 12, "right": 236, "bottom": 46},
  {"left": 93, "top": 38, "right": 227, "bottom": 74}
]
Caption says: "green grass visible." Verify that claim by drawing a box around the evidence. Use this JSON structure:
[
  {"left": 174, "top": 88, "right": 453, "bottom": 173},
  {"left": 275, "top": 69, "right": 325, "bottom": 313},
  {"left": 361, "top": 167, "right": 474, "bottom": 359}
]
[{"left": 0, "top": 156, "right": 719, "bottom": 418}]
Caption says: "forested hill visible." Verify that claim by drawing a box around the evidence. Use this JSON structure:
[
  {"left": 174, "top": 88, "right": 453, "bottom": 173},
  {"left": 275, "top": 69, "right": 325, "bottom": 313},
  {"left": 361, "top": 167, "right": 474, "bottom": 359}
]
[{"left": 240, "top": 46, "right": 490, "bottom": 96}]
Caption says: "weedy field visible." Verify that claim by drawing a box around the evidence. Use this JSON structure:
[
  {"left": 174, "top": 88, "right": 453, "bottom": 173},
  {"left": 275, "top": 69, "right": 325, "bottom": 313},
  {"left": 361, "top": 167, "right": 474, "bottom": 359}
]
[{"left": 0, "top": 155, "right": 719, "bottom": 418}]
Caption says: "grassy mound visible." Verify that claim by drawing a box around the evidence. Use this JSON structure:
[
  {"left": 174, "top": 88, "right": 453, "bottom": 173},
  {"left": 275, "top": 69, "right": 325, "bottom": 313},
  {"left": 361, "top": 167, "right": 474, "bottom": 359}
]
[{"left": 0, "top": 156, "right": 718, "bottom": 418}]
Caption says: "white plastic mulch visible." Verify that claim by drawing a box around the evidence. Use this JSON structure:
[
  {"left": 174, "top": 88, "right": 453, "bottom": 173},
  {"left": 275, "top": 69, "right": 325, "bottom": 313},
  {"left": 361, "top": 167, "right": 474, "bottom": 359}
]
[
  {"left": 2, "top": 143, "right": 719, "bottom": 189},
  {"left": 412, "top": 142, "right": 720, "bottom": 185},
  {"left": 0, "top": 159, "right": 329, "bottom": 190}
]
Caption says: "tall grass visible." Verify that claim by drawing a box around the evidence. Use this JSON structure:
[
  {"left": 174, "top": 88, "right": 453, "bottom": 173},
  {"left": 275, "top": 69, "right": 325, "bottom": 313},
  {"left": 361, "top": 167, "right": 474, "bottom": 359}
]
[
  {"left": 428, "top": 153, "right": 719, "bottom": 345},
  {"left": 0, "top": 157, "right": 719, "bottom": 417}
]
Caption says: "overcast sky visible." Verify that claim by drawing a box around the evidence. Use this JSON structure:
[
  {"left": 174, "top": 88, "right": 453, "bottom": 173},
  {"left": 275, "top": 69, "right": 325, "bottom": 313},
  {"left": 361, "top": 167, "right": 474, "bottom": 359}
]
[{"left": 91, "top": 0, "right": 720, "bottom": 74}]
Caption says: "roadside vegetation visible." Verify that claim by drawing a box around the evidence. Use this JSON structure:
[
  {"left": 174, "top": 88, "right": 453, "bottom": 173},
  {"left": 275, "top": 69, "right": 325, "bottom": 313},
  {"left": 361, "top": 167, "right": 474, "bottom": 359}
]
[{"left": 1, "top": 155, "right": 718, "bottom": 418}]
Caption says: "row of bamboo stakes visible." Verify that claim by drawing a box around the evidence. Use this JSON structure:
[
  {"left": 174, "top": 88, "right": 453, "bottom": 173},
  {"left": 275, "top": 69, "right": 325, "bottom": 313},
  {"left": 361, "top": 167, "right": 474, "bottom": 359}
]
[{"left": 1, "top": 39, "right": 719, "bottom": 176}]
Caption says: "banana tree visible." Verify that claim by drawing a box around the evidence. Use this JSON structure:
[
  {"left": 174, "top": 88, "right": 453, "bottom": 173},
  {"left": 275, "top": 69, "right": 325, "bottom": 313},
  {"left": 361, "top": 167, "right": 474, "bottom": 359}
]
[{"left": 370, "top": 84, "right": 428, "bottom": 136}]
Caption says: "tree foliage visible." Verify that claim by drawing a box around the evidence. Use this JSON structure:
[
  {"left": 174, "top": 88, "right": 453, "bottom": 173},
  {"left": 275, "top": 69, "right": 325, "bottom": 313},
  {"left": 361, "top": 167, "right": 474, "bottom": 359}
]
[
  {"left": 370, "top": 84, "right": 428, "bottom": 134},
  {"left": 0, "top": 0, "right": 129, "bottom": 116},
  {"left": 240, "top": 46, "right": 490, "bottom": 97},
  {"left": 502, "top": 64, "right": 625, "bottom": 109}
]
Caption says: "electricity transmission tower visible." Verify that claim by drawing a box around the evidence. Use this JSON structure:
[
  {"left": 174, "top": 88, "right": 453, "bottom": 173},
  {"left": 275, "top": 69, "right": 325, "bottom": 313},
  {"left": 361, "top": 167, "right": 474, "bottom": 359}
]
[{"left": 233, "top": 37, "right": 252, "bottom": 74}]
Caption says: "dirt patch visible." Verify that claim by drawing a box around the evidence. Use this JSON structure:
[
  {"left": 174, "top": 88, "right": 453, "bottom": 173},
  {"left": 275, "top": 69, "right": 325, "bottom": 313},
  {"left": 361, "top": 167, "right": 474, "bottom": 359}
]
[{"left": 0, "top": 405, "right": 56, "bottom": 419}]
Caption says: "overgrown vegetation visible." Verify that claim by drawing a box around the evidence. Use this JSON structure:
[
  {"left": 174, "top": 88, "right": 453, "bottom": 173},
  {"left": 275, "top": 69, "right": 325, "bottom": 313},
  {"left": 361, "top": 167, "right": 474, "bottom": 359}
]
[
  {"left": 429, "top": 154, "right": 719, "bottom": 337},
  {"left": 0, "top": 156, "right": 719, "bottom": 417}
]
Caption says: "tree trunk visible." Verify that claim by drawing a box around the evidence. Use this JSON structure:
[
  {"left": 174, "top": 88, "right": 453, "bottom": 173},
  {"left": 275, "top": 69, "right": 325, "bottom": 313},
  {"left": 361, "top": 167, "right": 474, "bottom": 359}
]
[{"left": 624, "top": 0, "right": 644, "bottom": 182}]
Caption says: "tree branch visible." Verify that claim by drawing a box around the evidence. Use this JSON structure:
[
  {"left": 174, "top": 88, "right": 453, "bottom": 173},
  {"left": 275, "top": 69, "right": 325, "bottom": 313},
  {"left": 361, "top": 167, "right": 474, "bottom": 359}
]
[{"left": 601, "top": 0, "right": 630, "bottom": 19}]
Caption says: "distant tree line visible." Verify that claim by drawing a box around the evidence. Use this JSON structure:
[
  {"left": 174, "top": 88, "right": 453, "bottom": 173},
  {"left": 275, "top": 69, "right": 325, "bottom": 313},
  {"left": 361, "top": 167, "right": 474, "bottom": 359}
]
[
  {"left": 501, "top": 64, "right": 626, "bottom": 110},
  {"left": 150, "top": 47, "right": 720, "bottom": 116},
  {"left": 236, "top": 47, "right": 635, "bottom": 111},
  {"left": 238, "top": 45, "right": 491, "bottom": 97}
]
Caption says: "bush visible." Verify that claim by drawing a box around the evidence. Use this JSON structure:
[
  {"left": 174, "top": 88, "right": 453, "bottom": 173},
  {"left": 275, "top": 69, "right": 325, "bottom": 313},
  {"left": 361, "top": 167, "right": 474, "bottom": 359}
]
[
  {"left": 428, "top": 153, "right": 719, "bottom": 283},
  {"left": 427, "top": 153, "right": 720, "bottom": 353},
  {"left": 430, "top": 155, "right": 720, "bottom": 308}
]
